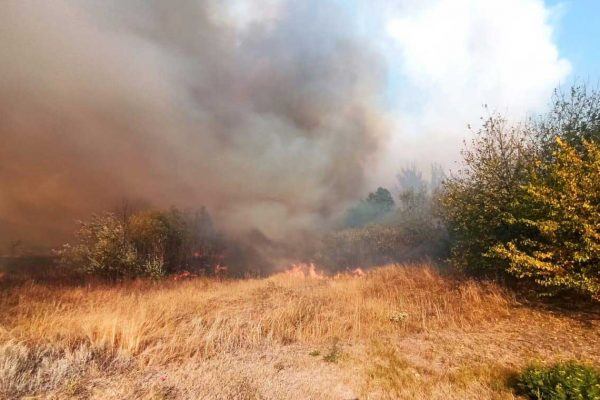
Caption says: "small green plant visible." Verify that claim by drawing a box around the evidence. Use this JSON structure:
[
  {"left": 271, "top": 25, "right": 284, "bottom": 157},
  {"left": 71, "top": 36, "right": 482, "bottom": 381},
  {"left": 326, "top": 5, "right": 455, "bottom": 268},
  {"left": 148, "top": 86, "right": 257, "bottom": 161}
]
[
  {"left": 63, "top": 377, "right": 82, "bottom": 396},
  {"left": 516, "top": 361, "right": 600, "bottom": 400},
  {"left": 323, "top": 339, "right": 341, "bottom": 363},
  {"left": 389, "top": 311, "right": 408, "bottom": 323},
  {"left": 308, "top": 350, "right": 320, "bottom": 357}
]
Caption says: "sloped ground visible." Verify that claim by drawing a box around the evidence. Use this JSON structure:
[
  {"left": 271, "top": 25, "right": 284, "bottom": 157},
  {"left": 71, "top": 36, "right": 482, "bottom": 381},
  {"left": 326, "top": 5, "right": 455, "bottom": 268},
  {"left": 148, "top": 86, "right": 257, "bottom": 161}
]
[{"left": 1, "top": 264, "right": 598, "bottom": 399}]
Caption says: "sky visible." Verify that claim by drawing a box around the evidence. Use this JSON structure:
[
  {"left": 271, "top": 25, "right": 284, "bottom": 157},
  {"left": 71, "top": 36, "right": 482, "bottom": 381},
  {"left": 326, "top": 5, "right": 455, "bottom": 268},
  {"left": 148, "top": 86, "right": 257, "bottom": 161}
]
[
  {"left": 546, "top": 0, "right": 600, "bottom": 81},
  {"left": 366, "top": 0, "right": 600, "bottom": 182}
]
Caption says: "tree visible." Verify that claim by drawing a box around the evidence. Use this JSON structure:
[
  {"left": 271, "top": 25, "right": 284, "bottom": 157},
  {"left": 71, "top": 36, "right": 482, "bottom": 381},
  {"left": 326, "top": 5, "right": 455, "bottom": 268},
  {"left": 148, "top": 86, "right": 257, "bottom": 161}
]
[
  {"left": 439, "top": 114, "right": 534, "bottom": 274},
  {"left": 366, "top": 187, "right": 395, "bottom": 213},
  {"left": 440, "top": 84, "right": 600, "bottom": 300},
  {"left": 344, "top": 187, "right": 395, "bottom": 228},
  {"left": 491, "top": 138, "right": 600, "bottom": 299},
  {"left": 396, "top": 165, "right": 428, "bottom": 214},
  {"left": 56, "top": 213, "right": 140, "bottom": 280},
  {"left": 57, "top": 207, "right": 224, "bottom": 279},
  {"left": 530, "top": 84, "right": 600, "bottom": 153}
]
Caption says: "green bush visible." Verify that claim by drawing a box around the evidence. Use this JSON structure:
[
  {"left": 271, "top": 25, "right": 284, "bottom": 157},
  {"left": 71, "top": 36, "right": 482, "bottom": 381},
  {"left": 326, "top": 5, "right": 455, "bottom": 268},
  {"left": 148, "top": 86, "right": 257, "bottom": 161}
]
[
  {"left": 516, "top": 361, "right": 600, "bottom": 400},
  {"left": 56, "top": 213, "right": 141, "bottom": 279},
  {"left": 323, "top": 166, "right": 447, "bottom": 271},
  {"left": 439, "top": 113, "right": 534, "bottom": 276},
  {"left": 440, "top": 85, "right": 600, "bottom": 300},
  {"left": 490, "top": 138, "right": 600, "bottom": 299},
  {"left": 315, "top": 221, "right": 446, "bottom": 271},
  {"left": 344, "top": 187, "right": 395, "bottom": 228},
  {"left": 57, "top": 207, "right": 223, "bottom": 279}
]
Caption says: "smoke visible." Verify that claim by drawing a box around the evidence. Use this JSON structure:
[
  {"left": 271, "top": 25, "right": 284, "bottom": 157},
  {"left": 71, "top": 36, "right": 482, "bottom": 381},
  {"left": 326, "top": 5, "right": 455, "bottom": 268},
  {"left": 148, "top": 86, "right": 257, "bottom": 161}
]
[
  {"left": 0, "top": 0, "right": 573, "bottom": 256},
  {"left": 0, "top": 0, "right": 389, "bottom": 252}
]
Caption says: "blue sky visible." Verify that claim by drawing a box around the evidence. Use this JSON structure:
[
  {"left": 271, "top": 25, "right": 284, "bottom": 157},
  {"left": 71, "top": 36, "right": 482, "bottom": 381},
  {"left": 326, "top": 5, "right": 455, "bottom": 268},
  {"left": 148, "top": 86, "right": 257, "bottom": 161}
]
[{"left": 547, "top": 0, "right": 600, "bottom": 81}]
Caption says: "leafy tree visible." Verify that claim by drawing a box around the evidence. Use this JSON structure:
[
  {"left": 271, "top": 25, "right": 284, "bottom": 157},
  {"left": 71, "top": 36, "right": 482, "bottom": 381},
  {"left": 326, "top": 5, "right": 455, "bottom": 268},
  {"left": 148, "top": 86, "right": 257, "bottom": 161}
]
[
  {"left": 396, "top": 164, "right": 427, "bottom": 193},
  {"left": 56, "top": 213, "right": 140, "bottom": 280},
  {"left": 367, "top": 187, "right": 396, "bottom": 212},
  {"left": 440, "top": 85, "right": 600, "bottom": 300},
  {"left": 491, "top": 138, "right": 600, "bottom": 299},
  {"left": 327, "top": 167, "right": 448, "bottom": 269},
  {"left": 439, "top": 114, "right": 534, "bottom": 275},
  {"left": 530, "top": 84, "right": 600, "bottom": 153},
  {"left": 430, "top": 163, "right": 446, "bottom": 193},
  {"left": 57, "top": 207, "right": 223, "bottom": 279},
  {"left": 396, "top": 164, "right": 428, "bottom": 214},
  {"left": 344, "top": 187, "right": 395, "bottom": 228}
]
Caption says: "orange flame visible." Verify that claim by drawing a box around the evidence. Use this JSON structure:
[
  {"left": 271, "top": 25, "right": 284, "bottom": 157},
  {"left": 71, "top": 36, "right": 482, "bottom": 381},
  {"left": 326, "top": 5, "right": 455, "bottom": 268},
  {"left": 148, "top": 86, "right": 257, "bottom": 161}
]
[
  {"left": 284, "top": 264, "right": 366, "bottom": 279},
  {"left": 285, "top": 263, "right": 326, "bottom": 279}
]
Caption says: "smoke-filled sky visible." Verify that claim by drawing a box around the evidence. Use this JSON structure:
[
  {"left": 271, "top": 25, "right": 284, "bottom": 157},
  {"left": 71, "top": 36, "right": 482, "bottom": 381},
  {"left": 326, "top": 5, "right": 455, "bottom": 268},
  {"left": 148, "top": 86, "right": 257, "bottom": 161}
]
[{"left": 0, "top": 0, "right": 586, "bottom": 251}]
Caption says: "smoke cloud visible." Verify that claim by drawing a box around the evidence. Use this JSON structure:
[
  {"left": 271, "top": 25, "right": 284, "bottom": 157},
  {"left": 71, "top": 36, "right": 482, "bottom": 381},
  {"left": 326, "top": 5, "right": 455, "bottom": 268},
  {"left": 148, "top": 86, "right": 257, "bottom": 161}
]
[
  {"left": 0, "top": 0, "right": 572, "bottom": 254},
  {"left": 0, "top": 0, "right": 388, "bottom": 251}
]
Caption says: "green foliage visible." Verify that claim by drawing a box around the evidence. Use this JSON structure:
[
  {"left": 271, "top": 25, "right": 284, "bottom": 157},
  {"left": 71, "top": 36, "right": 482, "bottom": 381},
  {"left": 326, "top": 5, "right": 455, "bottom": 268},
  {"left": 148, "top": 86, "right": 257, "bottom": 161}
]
[
  {"left": 516, "top": 361, "right": 600, "bottom": 400},
  {"left": 323, "top": 339, "right": 341, "bottom": 363},
  {"left": 439, "top": 114, "right": 534, "bottom": 275},
  {"left": 326, "top": 166, "right": 447, "bottom": 270},
  {"left": 57, "top": 207, "right": 222, "bottom": 279},
  {"left": 396, "top": 165, "right": 448, "bottom": 255},
  {"left": 531, "top": 85, "right": 600, "bottom": 152},
  {"left": 491, "top": 138, "right": 600, "bottom": 299},
  {"left": 440, "top": 85, "right": 600, "bottom": 301},
  {"left": 344, "top": 187, "right": 395, "bottom": 228},
  {"left": 143, "top": 254, "right": 166, "bottom": 279},
  {"left": 315, "top": 221, "right": 446, "bottom": 270},
  {"left": 316, "top": 225, "right": 407, "bottom": 269},
  {"left": 56, "top": 213, "right": 140, "bottom": 279}
]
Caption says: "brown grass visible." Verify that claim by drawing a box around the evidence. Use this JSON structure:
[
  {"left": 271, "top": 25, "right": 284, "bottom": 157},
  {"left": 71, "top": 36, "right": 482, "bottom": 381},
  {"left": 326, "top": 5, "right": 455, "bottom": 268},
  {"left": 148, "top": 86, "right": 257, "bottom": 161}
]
[{"left": 1, "top": 263, "right": 599, "bottom": 399}]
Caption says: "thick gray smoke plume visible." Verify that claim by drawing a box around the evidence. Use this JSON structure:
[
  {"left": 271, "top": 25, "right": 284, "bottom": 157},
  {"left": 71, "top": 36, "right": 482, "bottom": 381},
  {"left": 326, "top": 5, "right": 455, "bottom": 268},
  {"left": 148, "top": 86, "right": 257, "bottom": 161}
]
[{"left": 0, "top": 0, "right": 389, "bottom": 252}]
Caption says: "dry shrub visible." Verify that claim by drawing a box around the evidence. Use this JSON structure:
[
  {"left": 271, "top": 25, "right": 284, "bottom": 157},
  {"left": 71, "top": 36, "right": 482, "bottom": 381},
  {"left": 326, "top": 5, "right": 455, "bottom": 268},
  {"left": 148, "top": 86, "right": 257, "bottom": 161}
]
[{"left": 0, "top": 341, "right": 133, "bottom": 398}]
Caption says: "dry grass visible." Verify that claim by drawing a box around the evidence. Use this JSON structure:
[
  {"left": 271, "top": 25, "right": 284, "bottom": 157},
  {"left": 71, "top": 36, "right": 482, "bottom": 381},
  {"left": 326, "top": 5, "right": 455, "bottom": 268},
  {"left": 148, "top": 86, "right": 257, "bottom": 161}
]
[{"left": 1, "top": 263, "right": 599, "bottom": 399}]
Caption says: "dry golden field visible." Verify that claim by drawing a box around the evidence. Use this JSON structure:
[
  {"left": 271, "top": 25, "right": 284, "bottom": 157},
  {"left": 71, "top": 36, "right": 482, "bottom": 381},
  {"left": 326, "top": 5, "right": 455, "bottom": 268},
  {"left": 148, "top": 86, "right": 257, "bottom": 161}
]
[{"left": 1, "top": 264, "right": 599, "bottom": 399}]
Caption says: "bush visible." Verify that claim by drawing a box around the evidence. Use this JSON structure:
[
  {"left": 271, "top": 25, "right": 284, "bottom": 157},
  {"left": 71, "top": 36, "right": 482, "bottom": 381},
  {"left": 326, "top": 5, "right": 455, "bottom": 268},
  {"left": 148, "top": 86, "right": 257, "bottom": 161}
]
[
  {"left": 516, "top": 361, "right": 600, "bottom": 400},
  {"left": 440, "top": 85, "right": 600, "bottom": 301},
  {"left": 439, "top": 113, "right": 534, "bottom": 276},
  {"left": 321, "top": 165, "right": 448, "bottom": 271},
  {"left": 56, "top": 213, "right": 141, "bottom": 279},
  {"left": 315, "top": 221, "right": 446, "bottom": 271},
  {"left": 344, "top": 187, "right": 395, "bottom": 228},
  {"left": 57, "top": 207, "right": 223, "bottom": 279},
  {"left": 491, "top": 138, "right": 600, "bottom": 299}
]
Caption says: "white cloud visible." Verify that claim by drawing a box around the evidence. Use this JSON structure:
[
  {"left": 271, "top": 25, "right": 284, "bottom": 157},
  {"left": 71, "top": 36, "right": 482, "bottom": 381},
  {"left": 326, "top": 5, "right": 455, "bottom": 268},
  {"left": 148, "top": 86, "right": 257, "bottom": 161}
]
[{"left": 373, "top": 0, "right": 571, "bottom": 181}]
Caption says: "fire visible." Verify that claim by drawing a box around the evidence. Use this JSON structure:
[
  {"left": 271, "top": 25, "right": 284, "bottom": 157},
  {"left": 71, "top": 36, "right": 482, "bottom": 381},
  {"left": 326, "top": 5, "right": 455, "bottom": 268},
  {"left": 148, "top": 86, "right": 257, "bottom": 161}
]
[
  {"left": 173, "top": 271, "right": 196, "bottom": 281},
  {"left": 214, "top": 264, "right": 228, "bottom": 275},
  {"left": 285, "top": 263, "right": 326, "bottom": 279},
  {"left": 351, "top": 268, "right": 365, "bottom": 277},
  {"left": 285, "top": 263, "right": 366, "bottom": 279},
  {"left": 334, "top": 267, "right": 366, "bottom": 279}
]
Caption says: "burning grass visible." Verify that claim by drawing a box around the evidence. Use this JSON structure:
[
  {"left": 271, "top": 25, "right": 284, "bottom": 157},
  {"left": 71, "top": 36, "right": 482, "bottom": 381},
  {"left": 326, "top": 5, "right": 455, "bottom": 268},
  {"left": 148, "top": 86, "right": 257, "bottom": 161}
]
[{"left": 1, "top": 264, "right": 599, "bottom": 399}]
